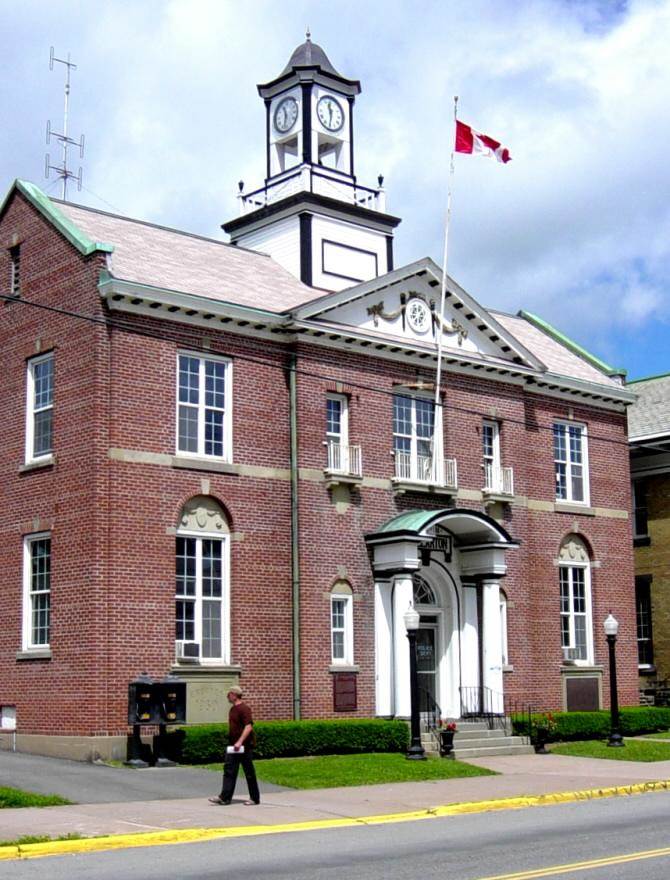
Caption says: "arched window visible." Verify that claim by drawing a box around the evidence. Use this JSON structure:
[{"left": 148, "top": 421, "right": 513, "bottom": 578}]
[
  {"left": 413, "top": 574, "right": 437, "bottom": 607},
  {"left": 330, "top": 580, "right": 354, "bottom": 665},
  {"left": 558, "top": 534, "right": 593, "bottom": 665},
  {"left": 175, "top": 496, "right": 230, "bottom": 664}
]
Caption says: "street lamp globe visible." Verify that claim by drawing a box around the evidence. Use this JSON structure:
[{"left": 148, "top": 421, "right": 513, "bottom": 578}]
[
  {"left": 404, "top": 605, "right": 420, "bottom": 632},
  {"left": 603, "top": 613, "right": 619, "bottom": 637}
]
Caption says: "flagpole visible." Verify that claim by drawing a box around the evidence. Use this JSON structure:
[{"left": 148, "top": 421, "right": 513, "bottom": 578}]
[
  {"left": 434, "top": 95, "right": 458, "bottom": 408},
  {"left": 431, "top": 96, "right": 458, "bottom": 485}
]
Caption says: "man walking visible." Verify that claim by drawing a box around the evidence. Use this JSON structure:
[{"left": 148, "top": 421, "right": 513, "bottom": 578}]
[{"left": 209, "top": 686, "right": 260, "bottom": 806}]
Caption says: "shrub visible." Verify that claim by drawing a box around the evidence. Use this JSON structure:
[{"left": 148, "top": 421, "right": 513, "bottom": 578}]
[
  {"left": 511, "top": 707, "right": 670, "bottom": 743},
  {"left": 164, "top": 718, "right": 409, "bottom": 763}
]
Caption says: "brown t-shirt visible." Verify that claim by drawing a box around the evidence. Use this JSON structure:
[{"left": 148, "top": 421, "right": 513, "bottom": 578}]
[{"left": 228, "top": 701, "right": 256, "bottom": 749}]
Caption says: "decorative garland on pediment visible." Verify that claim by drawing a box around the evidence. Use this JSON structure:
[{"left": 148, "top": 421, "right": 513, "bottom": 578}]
[{"left": 366, "top": 291, "right": 468, "bottom": 346}]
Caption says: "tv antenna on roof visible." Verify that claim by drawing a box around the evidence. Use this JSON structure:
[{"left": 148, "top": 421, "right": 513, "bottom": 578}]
[{"left": 45, "top": 47, "right": 85, "bottom": 200}]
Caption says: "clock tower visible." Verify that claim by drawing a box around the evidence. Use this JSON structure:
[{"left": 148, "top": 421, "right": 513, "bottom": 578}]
[{"left": 223, "top": 34, "right": 401, "bottom": 292}]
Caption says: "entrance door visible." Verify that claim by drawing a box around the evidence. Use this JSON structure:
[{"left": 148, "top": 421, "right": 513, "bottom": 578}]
[{"left": 416, "top": 622, "right": 438, "bottom": 714}]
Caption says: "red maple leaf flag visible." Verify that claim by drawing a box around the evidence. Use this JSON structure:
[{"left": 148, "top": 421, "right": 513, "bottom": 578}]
[{"left": 455, "top": 120, "right": 511, "bottom": 163}]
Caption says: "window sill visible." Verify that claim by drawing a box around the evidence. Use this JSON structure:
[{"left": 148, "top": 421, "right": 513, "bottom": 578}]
[
  {"left": 560, "top": 663, "right": 603, "bottom": 673},
  {"left": 634, "top": 536, "right": 651, "bottom": 547},
  {"left": 483, "top": 489, "right": 514, "bottom": 504},
  {"left": 324, "top": 470, "right": 363, "bottom": 489},
  {"left": 16, "top": 648, "right": 52, "bottom": 661},
  {"left": 172, "top": 456, "right": 238, "bottom": 475},
  {"left": 19, "top": 455, "right": 55, "bottom": 473},
  {"left": 329, "top": 664, "right": 359, "bottom": 673},
  {"left": 554, "top": 501, "right": 595, "bottom": 516},
  {"left": 502, "top": 664, "right": 514, "bottom": 673},
  {"left": 638, "top": 664, "right": 657, "bottom": 676},
  {"left": 170, "top": 663, "right": 242, "bottom": 675}
]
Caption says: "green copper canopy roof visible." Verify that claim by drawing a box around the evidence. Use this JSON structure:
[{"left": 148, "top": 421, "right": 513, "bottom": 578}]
[{"left": 366, "top": 508, "right": 516, "bottom": 544}]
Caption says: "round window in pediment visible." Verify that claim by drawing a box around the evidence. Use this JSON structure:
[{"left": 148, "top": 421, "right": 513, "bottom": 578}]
[{"left": 406, "top": 298, "right": 431, "bottom": 334}]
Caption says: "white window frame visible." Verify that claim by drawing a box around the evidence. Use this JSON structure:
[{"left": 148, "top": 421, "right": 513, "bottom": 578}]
[
  {"left": 9, "top": 244, "right": 20, "bottom": 297},
  {"left": 326, "top": 393, "right": 349, "bottom": 472},
  {"left": 176, "top": 351, "right": 233, "bottom": 461},
  {"left": 25, "top": 353, "right": 54, "bottom": 464},
  {"left": 559, "top": 562, "right": 594, "bottom": 665},
  {"left": 553, "top": 420, "right": 590, "bottom": 505},
  {"left": 175, "top": 529, "right": 230, "bottom": 665},
  {"left": 22, "top": 533, "right": 51, "bottom": 651},
  {"left": 632, "top": 479, "right": 649, "bottom": 539},
  {"left": 330, "top": 592, "right": 354, "bottom": 666},
  {"left": 393, "top": 393, "right": 435, "bottom": 482}
]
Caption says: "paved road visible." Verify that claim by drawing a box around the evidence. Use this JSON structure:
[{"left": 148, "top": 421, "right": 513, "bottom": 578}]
[
  {"left": 0, "top": 750, "right": 285, "bottom": 804},
  {"left": 3, "top": 788, "right": 670, "bottom": 879}
]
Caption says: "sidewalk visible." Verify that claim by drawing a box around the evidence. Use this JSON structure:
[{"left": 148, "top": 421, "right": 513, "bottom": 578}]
[{"left": 2, "top": 752, "right": 670, "bottom": 844}]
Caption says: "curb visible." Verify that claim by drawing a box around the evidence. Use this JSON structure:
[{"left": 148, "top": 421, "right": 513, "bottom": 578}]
[{"left": 2, "top": 779, "right": 669, "bottom": 861}]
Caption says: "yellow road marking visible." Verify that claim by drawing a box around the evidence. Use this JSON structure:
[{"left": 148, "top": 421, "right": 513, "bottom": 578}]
[
  {"left": 0, "top": 779, "right": 668, "bottom": 861},
  {"left": 474, "top": 845, "right": 670, "bottom": 879}
]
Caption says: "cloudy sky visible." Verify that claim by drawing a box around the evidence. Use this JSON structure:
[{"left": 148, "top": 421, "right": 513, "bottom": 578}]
[{"left": 1, "top": 0, "right": 668, "bottom": 380}]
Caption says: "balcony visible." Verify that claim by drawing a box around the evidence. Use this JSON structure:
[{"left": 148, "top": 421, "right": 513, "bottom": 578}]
[
  {"left": 324, "top": 441, "right": 363, "bottom": 488},
  {"left": 482, "top": 464, "right": 514, "bottom": 502},
  {"left": 392, "top": 452, "right": 458, "bottom": 496},
  {"left": 239, "top": 164, "right": 386, "bottom": 216}
]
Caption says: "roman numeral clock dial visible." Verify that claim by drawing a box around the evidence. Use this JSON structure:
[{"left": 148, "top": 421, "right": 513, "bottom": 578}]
[{"left": 317, "top": 95, "right": 344, "bottom": 132}]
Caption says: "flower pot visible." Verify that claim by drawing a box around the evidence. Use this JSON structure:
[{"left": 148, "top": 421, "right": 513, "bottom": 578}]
[
  {"left": 533, "top": 726, "right": 549, "bottom": 754},
  {"left": 439, "top": 729, "right": 455, "bottom": 758}
]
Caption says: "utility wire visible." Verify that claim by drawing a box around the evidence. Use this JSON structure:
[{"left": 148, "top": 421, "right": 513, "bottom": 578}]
[{"left": 0, "top": 291, "right": 632, "bottom": 451}]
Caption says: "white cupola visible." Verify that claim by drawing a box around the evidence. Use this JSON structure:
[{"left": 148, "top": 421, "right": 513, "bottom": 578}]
[{"left": 223, "top": 34, "right": 401, "bottom": 292}]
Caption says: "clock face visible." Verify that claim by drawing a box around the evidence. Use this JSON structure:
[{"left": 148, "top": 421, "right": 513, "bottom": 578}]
[
  {"left": 317, "top": 95, "right": 345, "bottom": 132},
  {"left": 274, "top": 97, "right": 298, "bottom": 133},
  {"left": 406, "top": 298, "right": 431, "bottom": 334}
]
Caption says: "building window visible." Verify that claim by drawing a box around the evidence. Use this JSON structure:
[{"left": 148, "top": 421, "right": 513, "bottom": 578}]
[
  {"left": 23, "top": 535, "right": 51, "bottom": 649},
  {"left": 26, "top": 353, "right": 54, "bottom": 462},
  {"left": 500, "top": 590, "right": 509, "bottom": 667},
  {"left": 393, "top": 394, "right": 434, "bottom": 481},
  {"left": 177, "top": 353, "right": 232, "bottom": 460},
  {"left": 326, "top": 393, "right": 349, "bottom": 472},
  {"left": 553, "top": 421, "right": 589, "bottom": 504},
  {"left": 9, "top": 245, "right": 20, "bottom": 297},
  {"left": 175, "top": 497, "right": 230, "bottom": 663},
  {"left": 558, "top": 535, "right": 593, "bottom": 664},
  {"left": 636, "top": 576, "right": 654, "bottom": 668},
  {"left": 632, "top": 480, "right": 649, "bottom": 541},
  {"left": 330, "top": 581, "right": 353, "bottom": 665}
]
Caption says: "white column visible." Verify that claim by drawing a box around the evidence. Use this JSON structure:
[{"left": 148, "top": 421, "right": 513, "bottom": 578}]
[
  {"left": 460, "top": 585, "right": 479, "bottom": 714},
  {"left": 481, "top": 579, "right": 504, "bottom": 713},
  {"left": 374, "top": 580, "right": 393, "bottom": 716},
  {"left": 392, "top": 575, "right": 414, "bottom": 718}
]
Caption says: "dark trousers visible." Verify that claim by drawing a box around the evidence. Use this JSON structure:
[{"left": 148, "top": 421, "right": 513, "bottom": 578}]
[{"left": 220, "top": 749, "right": 260, "bottom": 803}]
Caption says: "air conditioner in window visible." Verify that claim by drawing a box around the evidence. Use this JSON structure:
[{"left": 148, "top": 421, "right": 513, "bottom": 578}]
[{"left": 176, "top": 641, "right": 200, "bottom": 663}]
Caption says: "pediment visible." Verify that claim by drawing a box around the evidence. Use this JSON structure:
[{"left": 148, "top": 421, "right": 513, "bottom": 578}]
[{"left": 292, "top": 258, "right": 545, "bottom": 370}]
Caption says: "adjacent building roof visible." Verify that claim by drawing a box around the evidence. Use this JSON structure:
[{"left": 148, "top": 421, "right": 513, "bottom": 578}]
[{"left": 627, "top": 373, "right": 670, "bottom": 440}]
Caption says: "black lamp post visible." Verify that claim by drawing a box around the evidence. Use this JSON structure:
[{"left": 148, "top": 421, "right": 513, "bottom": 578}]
[
  {"left": 604, "top": 612, "right": 624, "bottom": 748},
  {"left": 404, "top": 605, "right": 426, "bottom": 761}
]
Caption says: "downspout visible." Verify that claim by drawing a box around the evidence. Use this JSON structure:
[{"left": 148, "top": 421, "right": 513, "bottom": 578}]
[{"left": 288, "top": 348, "right": 301, "bottom": 720}]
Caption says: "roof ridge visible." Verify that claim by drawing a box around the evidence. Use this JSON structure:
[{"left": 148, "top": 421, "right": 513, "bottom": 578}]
[{"left": 53, "top": 197, "right": 270, "bottom": 258}]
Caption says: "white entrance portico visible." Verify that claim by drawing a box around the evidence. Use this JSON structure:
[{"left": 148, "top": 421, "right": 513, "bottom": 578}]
[{"left": 366, "top": 509, "right": 518, "bottom": 720}]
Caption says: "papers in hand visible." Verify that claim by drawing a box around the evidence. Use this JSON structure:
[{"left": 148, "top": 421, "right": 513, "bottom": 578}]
[{"left": 226, "top": 745, "right": 244, "bottom": 753}]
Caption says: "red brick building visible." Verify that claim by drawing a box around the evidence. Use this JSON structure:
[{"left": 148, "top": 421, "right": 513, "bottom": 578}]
[{"left": 0, "top": 39, "right": 638, "bottom": 760}]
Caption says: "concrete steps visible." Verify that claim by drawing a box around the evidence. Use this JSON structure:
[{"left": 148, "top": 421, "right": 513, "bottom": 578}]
[{"left": 421, "top": 720, "right": 534, "bottom": 759}]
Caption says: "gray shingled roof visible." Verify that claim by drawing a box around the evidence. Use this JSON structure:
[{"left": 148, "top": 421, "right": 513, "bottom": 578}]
[
  {"left": 492, "top": 311, "right": 622, "bottom": 388},
  {"left": 627, "top": 373, "right": 670, "bottom": 439},
  {"left": 281, "top": 39, "right": 342, "bottom": 77},
  {"left": 55, "top": 200, "right": 319, "bottom": 313}
]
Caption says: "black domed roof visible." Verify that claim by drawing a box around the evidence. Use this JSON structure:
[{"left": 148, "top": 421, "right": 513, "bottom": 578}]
[{"left": 281, "top": 38, "right": 342, "bottom": 77}]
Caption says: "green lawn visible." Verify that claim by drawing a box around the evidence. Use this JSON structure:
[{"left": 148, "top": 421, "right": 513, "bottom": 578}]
[
  {"left": 551, "top": 738, "right": 670, "bottom": 762},
  {"left": 642, "top": 730, "right": 670, "bottom": 740},
  {"left": 0, "top": 833, "right": 86, "bottom": 847},
  {"left": 194, "top": 752, "right": 495, "bottom": 789},
  {"left": 0, "top": 787, "right": 71, "bottom": 809}
]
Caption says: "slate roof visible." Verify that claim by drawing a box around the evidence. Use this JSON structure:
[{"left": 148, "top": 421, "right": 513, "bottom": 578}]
[
  {"left": 281, "top": 39, "right": 342, "bottom": 78},
  {"left": 492, "top": 311, "right": 622, "bottom": 388},
  {"left": 627, "top": 373, "right": 670, "bottom": 439},
  {"left": 55, "top": 200, "right": 320, "bottom": 313}
]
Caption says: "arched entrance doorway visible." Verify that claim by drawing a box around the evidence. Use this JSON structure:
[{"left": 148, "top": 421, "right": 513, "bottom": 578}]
[{"left": 365, "top": 508, "right": 518, "bottom": 720}]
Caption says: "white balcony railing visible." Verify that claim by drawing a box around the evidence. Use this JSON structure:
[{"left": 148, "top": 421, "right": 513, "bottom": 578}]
[
  {"left": 394, "top": 452, "right": 458, "bottom": 489},
  {"left": 326, "top": 441, "right": 362, "bottom": 478},
  {"left": 483, "top": 463, "right": 514, "bottom": 496},
  {"left": 239, "top": 164, "right": 386, "bottom": 215}
]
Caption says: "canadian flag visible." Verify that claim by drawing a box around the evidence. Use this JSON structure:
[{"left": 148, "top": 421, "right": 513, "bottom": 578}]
[{"left": 455, "top": 120, "right": 511, "bottom": 164}]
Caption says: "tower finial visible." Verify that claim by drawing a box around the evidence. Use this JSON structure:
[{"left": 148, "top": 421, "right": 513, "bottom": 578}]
[{"left": 305, "top": 26, "right": 311, "bottom": 42}]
